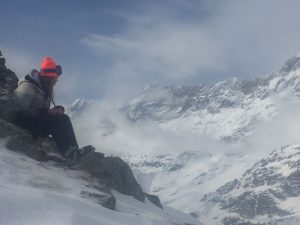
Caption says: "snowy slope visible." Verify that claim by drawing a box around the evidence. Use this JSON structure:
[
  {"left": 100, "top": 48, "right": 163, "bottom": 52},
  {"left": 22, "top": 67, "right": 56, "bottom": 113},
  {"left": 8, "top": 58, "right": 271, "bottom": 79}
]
[{"left": 0, "top": 140, "right": 201, "bottom": 225}]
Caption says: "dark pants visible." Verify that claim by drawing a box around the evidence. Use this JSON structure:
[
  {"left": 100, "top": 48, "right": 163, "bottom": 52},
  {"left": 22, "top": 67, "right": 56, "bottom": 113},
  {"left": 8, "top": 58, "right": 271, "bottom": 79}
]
[{"left": 15, "top": 114, "right": 79, "bottom": 155}]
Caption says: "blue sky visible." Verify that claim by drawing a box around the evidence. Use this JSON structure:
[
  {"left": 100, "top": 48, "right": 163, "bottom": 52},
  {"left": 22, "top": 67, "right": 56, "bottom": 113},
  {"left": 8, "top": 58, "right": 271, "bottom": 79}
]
[{"left": 2, "top": 0, "right": 300, "bottom": 103}]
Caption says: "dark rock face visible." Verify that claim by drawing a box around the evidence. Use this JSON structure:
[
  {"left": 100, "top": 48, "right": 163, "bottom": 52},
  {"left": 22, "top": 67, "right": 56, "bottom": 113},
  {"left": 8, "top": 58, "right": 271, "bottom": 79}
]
[
  {"left": 0, "top": 119, "right": 44, "bottom": 160},
  {"left": 282, "top": 170, "right": 300, "bottom": 197},
  {"left": 220, "top": 191, "right": 290, "bottom": 219},
  {"left": 222, "top": 217, "right": 264, "bottom": 225},
  {"left": 74, "top": 153, "right": 146, "bottom": 202},
  {"left": 0, "top": 52, "right": 19, "bottom": 122},
  {"left": 145, "top": 193, "right": 163, "bottom": 209}
]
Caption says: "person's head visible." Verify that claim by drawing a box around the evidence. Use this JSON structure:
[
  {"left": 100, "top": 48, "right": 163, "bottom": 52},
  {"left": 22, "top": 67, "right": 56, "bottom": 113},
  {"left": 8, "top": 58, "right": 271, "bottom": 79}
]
[{"left": 39, "top": 56, "right": 62, "bottom": 94}]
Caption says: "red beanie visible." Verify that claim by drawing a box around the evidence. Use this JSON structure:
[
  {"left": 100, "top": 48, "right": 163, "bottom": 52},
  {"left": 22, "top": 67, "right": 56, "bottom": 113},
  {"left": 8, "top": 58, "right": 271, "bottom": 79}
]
[{"left": 40, "top": 57, "right": 59, "bottom": 77}]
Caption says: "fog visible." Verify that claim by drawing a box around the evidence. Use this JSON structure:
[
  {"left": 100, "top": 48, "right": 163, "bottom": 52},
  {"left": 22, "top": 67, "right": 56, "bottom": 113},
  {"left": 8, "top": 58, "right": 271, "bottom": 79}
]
[{"left": 67, "top": 82, "right": 300, "bottom": 160}]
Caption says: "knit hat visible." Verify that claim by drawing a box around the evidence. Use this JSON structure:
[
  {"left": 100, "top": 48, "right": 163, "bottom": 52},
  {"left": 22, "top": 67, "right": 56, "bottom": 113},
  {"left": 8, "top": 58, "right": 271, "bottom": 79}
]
[{"left": 40, "top": 57, "right": 62, "bottom": 77}]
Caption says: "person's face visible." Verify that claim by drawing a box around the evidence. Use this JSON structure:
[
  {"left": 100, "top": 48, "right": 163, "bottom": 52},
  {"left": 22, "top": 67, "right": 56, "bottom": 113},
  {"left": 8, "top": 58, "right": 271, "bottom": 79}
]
[
  {"left": 40, "top": 76, "right": 58, "bottom": 92},
  {"left": 51, "top": 77, "right": 57, "bottom": 86}
]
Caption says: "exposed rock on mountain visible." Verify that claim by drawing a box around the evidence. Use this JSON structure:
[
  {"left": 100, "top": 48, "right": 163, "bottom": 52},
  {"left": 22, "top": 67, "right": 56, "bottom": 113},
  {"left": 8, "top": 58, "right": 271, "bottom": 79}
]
[{"left": 75, "top": 153, "right": 145, "bottom": 202}]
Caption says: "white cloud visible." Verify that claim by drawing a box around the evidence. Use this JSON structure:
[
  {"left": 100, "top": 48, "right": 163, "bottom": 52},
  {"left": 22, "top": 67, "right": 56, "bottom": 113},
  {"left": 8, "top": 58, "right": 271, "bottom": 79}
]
[
  {"left": 0, "top": 47, "right": 37, "bottom": 78},
  {"left": 244, "top": 94, "right": 300, "bottom": 156},
  {"left": 72, "top": 97, "right": 236, "bottom": 156},
  {"left": 81, "top": 22, "right": 225, "bottom": 82},
  {"left": 81, "top": 0, "right": 300, "bottom": 93}
]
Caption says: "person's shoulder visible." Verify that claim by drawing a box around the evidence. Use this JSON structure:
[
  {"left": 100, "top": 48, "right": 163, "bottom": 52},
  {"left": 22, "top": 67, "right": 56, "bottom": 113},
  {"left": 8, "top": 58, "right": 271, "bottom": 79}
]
[
  {"left": 16, "top": 70, "right": 38, "bottom": 91},
  {"left": 15, "top": 80, "right": 35, "bottom": 95}
]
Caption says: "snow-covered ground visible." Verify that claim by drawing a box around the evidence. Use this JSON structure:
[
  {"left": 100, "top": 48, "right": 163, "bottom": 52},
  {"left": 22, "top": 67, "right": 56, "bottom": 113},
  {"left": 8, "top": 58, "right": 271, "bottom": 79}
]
[{"left": 0, "top": 139, "right": 201, "bottom": 225}]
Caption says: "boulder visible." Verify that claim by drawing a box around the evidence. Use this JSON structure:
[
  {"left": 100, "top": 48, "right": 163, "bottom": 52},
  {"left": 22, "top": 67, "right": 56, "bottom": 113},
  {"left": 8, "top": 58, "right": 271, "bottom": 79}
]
[
  {"left": 145, "top": 193, "right": 163, "bottom": 209},
  {"left": 0, "top": 118, "right": 49, "bottom": 161},
  {"left": 74, "top": 152, "right": 146, "bottom": 202}
]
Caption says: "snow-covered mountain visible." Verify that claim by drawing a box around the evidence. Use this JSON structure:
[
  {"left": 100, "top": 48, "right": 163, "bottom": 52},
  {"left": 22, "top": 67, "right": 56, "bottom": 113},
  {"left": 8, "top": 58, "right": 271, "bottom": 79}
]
[
  {"left": 67, "top": 55, "right": 300, "bottom": 224},
  {"left": 123, "top": 55, "right": 300, "bottom": 142},
  {"left": 67, "top": 98, "right": 92, "bottom": 117},
  {"left": 121, "top": 145, "right": 300, "bottom": 225},
  {"left": 117, "top": 55, "right": 300, "bottom": 224},
  {"left": 199, "top": 144, "right": 300, "bottom": 225}
]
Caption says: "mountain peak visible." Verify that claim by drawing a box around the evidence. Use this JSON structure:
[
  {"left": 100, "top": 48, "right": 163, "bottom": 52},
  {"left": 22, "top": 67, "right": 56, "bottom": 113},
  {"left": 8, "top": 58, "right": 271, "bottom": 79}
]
[{"left": 279, "top": 54, "right": 300, "bottom": 74}]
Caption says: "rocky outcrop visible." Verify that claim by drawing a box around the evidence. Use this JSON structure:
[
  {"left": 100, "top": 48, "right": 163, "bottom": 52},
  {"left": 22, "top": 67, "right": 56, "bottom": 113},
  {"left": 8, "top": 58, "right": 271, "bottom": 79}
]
[
  {"left": 74, "top": 153, "right": 145, "bottom": 201},
  {"left": 0, "top": 51, "right": 19, "bottom": 122},
  {"left": 0, "top": 51, "right": 162, "bottom": 210},
  {"left": 144, "top": 193, "right": 163, "bottom": 208},
  {"left": 73, "top": 153, "right": 163, "bottom": 208}
]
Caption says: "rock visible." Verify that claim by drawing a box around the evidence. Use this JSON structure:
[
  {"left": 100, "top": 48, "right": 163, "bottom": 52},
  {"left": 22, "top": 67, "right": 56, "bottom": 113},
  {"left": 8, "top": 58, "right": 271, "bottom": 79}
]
[
  {"left": 0, "top": 58, "right": 5, "bottom": 69},
  {"left": 145, "top": 193, "right": 163, "bottom": 208},
  {"left": 220, "top": 191, "right": 290, "bottom": 219},
  {"left": 74, "top": 152, "right": 146, "bottom": 202},
  {"left": 0, "top": 119, "right": 49, "bottom": 161},
  {"left": 282, "top": 170, "right": 300, "bottom": 197},
  {"left": 0, "top": 51, "right": 19, "bottom": 122},
  {"left": 80, "top": 191, "right": 116, "bottom": 210}
]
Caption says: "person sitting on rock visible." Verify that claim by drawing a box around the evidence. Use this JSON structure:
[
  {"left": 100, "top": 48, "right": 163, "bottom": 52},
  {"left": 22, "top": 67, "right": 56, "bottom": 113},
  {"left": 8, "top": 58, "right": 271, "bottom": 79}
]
[{"left": 13, "top": 56, "right": 94, "bottom": 160}]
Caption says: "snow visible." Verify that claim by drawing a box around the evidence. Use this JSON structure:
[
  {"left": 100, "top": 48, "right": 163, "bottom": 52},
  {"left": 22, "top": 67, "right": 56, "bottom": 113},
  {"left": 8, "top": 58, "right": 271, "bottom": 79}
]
[
  {"left": 279, "top": 196, "right": 300, "bottom": 214},
  {"left": 123, "top": 151, "right": 257, "bottom": 220},
  {"left": 0, "top": 141, "right": 201, "bottom": 225}
]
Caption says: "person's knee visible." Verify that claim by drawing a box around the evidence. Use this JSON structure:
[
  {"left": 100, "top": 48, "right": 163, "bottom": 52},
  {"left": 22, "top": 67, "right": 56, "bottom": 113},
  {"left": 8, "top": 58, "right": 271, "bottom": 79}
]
[
  {"left": 48, "top": 114, "right": 71, "bottom": 124},
  {"left": 58, "top": 114, "right": 72, "bottom": 123}
]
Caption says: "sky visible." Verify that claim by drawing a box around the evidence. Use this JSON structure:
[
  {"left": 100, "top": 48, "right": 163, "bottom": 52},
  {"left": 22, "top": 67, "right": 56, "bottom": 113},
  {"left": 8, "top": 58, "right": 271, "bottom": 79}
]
[{"left": 2, "top": 0, "right": 300, "bottom": 104}]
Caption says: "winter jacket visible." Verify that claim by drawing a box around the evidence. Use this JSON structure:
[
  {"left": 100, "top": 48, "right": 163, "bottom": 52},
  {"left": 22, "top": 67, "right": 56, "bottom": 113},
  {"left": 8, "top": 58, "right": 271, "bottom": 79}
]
[{"left": 14, "top": 70, "right": 51, "bottom": 118}]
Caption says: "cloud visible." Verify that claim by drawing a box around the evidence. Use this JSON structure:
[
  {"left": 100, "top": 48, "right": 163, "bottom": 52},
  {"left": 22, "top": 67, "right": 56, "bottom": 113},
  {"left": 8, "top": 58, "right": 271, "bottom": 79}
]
[
  {"left": 81, "top": 20, "right": 225, "bottom": 85},
  {"left": 81, "top": 0, "right": 300, "bottom": 95},
  {"left": 0, "top": 47, "right": 38, "bottom": 78},
  {"left": 71, "top": 97, "right": 236, "bottom": 156},
  {"left": 244, "top": 93, "right": 300, "bottom": 156}
]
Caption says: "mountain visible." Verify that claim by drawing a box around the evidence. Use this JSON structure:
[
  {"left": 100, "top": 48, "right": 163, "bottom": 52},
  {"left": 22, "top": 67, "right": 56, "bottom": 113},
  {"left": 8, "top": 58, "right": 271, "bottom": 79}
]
[
  {"left": 198, "top": 144, "right": 300, "bottom": 225},
  {"left": 67, "top": 98, "right": 92, "bottom": 117},
  {"left": 123, "top": 55, "right": 300, "bottom": 142},
  {"left": 122, "top": 145, "right": 300, "bottom": 225},
  {"left": 67, "top": 54, "right": 300, "bottom": 224},
  {"left": 117, "top": 55, "right": 300, "bottom": 225}
]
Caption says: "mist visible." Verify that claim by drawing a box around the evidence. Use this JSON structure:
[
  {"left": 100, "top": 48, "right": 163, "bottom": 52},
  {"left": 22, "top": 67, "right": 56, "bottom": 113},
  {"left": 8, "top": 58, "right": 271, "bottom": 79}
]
[{"left": 68, "top": 85, "right": 300, "bottom": 160}]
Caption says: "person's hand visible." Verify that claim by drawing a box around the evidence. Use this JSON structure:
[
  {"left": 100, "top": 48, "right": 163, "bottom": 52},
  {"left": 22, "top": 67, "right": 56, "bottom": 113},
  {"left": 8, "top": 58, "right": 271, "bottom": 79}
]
[{"left": 49, "top": 106, "right": 65, "bottom": 115}]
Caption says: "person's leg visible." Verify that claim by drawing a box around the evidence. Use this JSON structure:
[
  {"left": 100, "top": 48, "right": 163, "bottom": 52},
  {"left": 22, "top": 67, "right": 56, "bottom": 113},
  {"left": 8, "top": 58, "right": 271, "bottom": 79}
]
[
  {"left": 14, "top": 116, "right": 42, "bottom": 139},
  {"left": 44, "top": 114, "right": 79, "bottom": 155},
  {"left": 41, "top": 114, "right": 94, "bottom": 160}
]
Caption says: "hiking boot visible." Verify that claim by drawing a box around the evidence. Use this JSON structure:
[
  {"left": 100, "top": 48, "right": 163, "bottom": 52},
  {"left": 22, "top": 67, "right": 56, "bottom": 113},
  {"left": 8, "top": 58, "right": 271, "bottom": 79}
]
[{"left": 64, "top": 145, "right": 95, "bottom": 161}]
